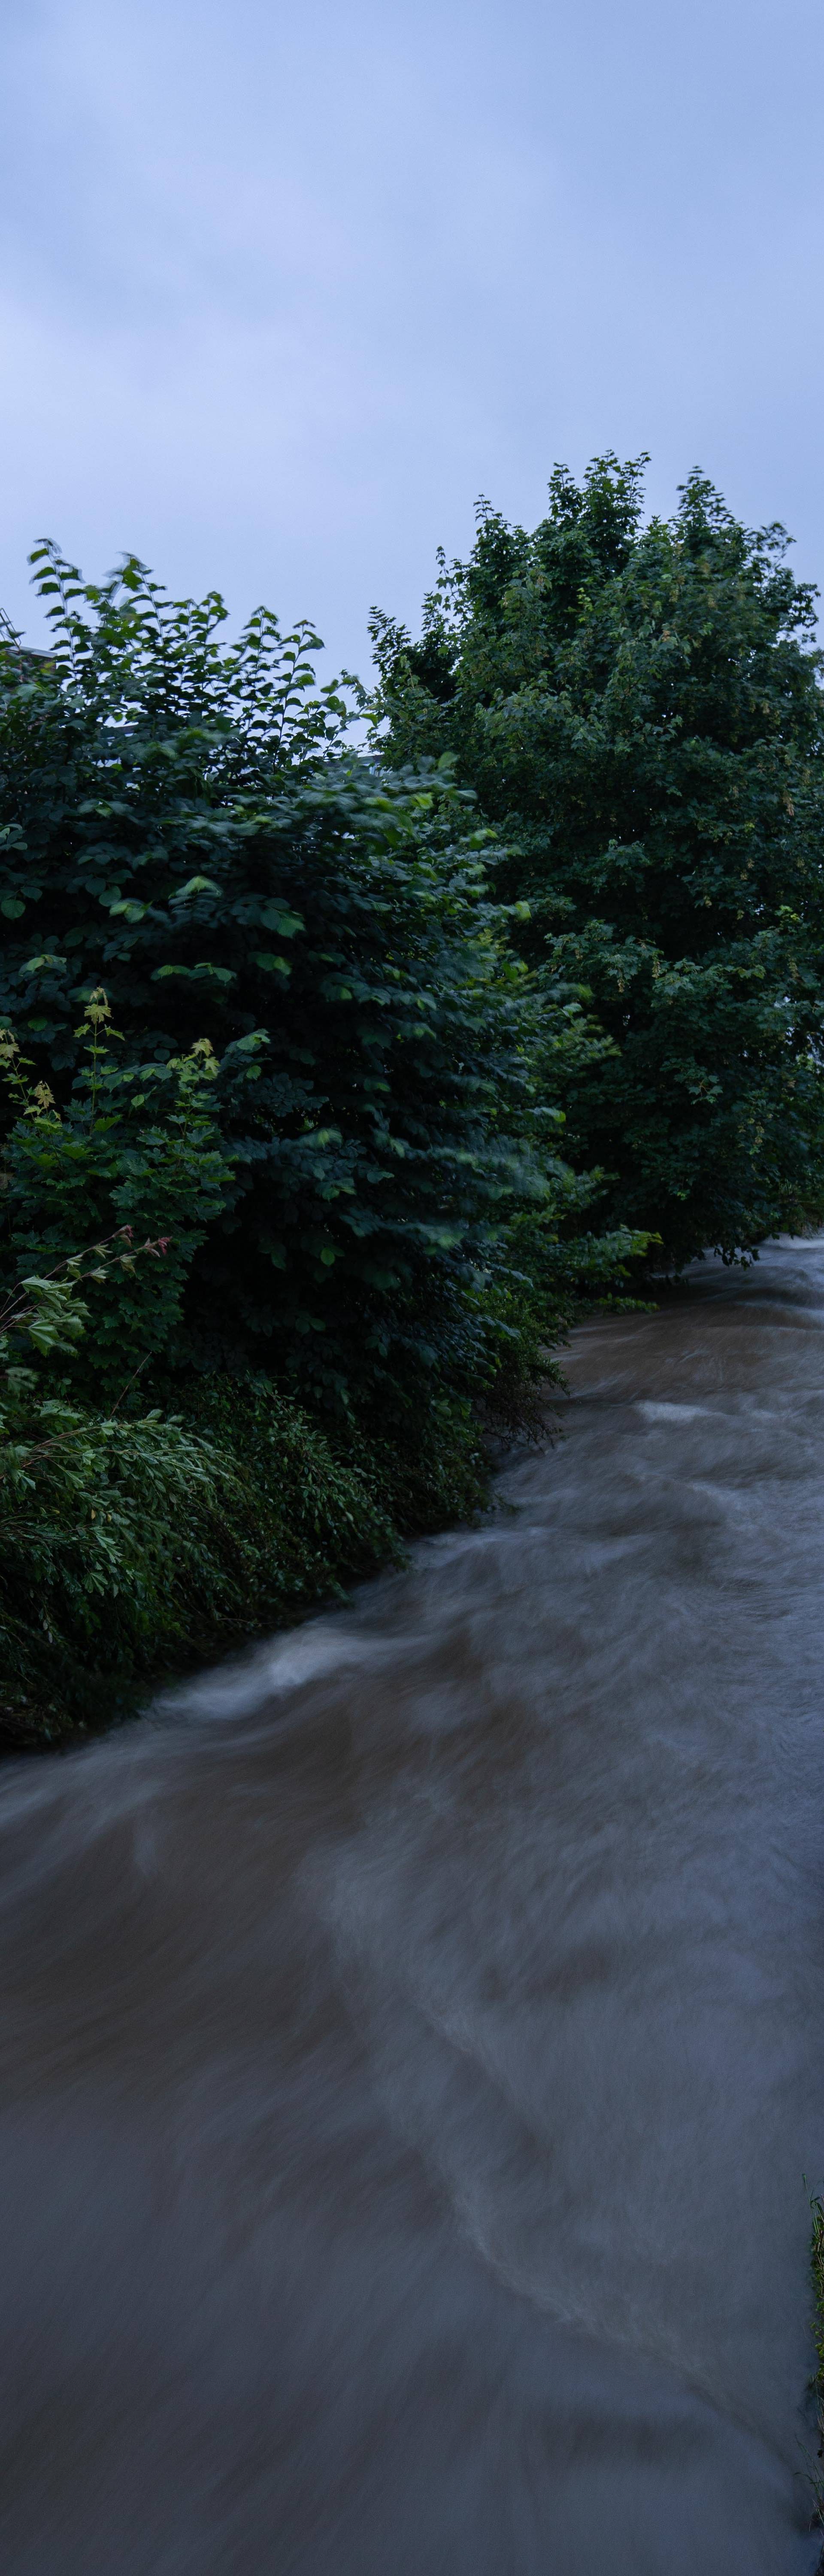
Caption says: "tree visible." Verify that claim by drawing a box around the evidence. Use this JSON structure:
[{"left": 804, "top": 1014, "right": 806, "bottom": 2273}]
[{"left": 370, "top": 457, "right": 824, "bottom": 1266}]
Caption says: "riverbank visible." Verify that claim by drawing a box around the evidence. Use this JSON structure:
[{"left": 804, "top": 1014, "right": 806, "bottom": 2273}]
[{"left": 0, "top": 1372, "right": 491, "bottom": 1750}]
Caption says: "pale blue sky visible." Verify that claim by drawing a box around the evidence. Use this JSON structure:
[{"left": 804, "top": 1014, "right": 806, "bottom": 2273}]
[{"left": 1, "top": 0, "right": 821, "bottom": 675}]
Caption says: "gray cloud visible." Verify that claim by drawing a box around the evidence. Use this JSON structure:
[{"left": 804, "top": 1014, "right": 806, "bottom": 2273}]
[{"left": 1, "top": 0, "right": 821, "bottom": 676}]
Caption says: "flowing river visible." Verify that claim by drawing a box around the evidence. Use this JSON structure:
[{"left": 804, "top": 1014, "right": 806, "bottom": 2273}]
[{"left": 1, "top": 1239, "right": 824, "bottom": 2573}]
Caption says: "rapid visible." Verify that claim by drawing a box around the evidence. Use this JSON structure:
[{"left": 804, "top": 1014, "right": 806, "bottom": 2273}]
[{"left": 1, "top": 1238, "right": 824, "bottom": 2573}]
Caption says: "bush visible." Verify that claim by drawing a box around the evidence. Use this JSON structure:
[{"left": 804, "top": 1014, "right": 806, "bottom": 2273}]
[
  {"left": 0, "top": 550, "right": 566, "bottom": 1420},
  {"left": 0, "top": 540, "right": 649, "bottom": 1745}
]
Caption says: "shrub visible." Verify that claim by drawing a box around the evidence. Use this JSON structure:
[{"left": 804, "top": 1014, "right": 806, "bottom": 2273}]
[
  {"left": 0, "top": 539, "right": 651, "bottom": 1746},
  {"left": 0, "top": 550, "right": 566, "bottom": 1420}
]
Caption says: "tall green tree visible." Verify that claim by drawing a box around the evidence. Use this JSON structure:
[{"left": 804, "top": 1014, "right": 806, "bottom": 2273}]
[{"left": 370, "top": 458, "right": 824, "bottom": 1265}]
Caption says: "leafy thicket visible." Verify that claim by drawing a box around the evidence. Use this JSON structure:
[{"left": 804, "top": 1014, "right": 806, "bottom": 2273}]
[
  {"left": 0, "top": 549, "right": 589, "bottom": 1426},
  {"left": 0, "top": 1048, "right": 419, "bottom": 1747},
  {"left": 809, "top": 2193, "right": 824, "bottom": 2529},
  {"left": 370, "top": 458, "right": 824, "bottom": 1264},
  {"left": 12, "top": 460, "right": 813, "bottom": 1747},
  {"left": 0, "top": 1261, "right": 397, "bottom": 1747},
  {"left": 0, "top": 998, "right": 242, "bottom": 1402},
  {"left": 0, "top": 547, "right": 623, "bottom": 1742}
]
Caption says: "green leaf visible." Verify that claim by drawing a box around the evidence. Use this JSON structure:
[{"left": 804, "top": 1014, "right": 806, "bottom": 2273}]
[
  {"left": 253, "top": 952, "right": 290, "bottom": 975},
  {"left": 0, "top": 897, "right": 24, "bottom": 920},
  {"left": 259, "top": 905, "right": 303, "bottom": 936},
  {"left": 151, "top": 961, "right": 235, "bottom": 984}
]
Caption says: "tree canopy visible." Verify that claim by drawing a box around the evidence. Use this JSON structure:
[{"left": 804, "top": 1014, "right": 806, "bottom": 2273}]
[{"left": 370, "top": 458, "right": 824, "bottom": 1264}]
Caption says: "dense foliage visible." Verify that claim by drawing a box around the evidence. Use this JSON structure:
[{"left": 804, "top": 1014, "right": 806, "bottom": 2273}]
[
  {"left": 0, "top": 998, "right": 240, "bottom": 1403},
  {"left": 810, "top": 2191, "right": 824, "bottom": 2528},
  {"left": 370, "top": 458, "right": 824, "bottom": 1264},
  {"left": 0, "top": 550, "right": 569, "bottom": 1422},
  {"left": 9, "top": 458, "right": 817, "bottom": 1745},
  {"left": 1, "top": 547, "right": 622, "bottom": 1740},
  {"left": 0, "top": 1042, "right": 480, "bottom": 1746},
  {"left": 0, "top": 1263, "right": 398, "bottom": 1746}
]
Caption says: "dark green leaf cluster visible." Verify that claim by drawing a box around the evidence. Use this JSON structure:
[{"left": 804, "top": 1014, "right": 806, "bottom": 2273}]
[
  {"left": 370, "top": 458, "right": 824, "bottom": 1264},
  {"left": 0, "top": 1004, "right": 242, "bottom": 1400},
  {"left": 0, "top": 546, "right": 564, "bottom": 1417}
]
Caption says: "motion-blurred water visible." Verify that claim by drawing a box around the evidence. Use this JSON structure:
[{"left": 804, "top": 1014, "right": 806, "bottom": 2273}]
[{"left": 2, "top": 1241, "right": 824, "bottom": 2573}]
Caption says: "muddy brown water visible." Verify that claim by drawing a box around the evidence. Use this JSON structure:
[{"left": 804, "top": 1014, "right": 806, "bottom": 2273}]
[{"left": 2, "top": 1239, "right": 824, "bottom": 2573}]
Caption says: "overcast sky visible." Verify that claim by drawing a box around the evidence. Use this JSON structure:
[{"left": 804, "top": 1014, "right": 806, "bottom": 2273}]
[{"left": 1, "top": 0, "right": 821, "bottom": 678}]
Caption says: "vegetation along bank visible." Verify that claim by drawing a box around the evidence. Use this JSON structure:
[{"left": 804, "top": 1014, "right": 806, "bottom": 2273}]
[{"left": 3, "top": 455, "right": 824, "bottom": 1745}]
